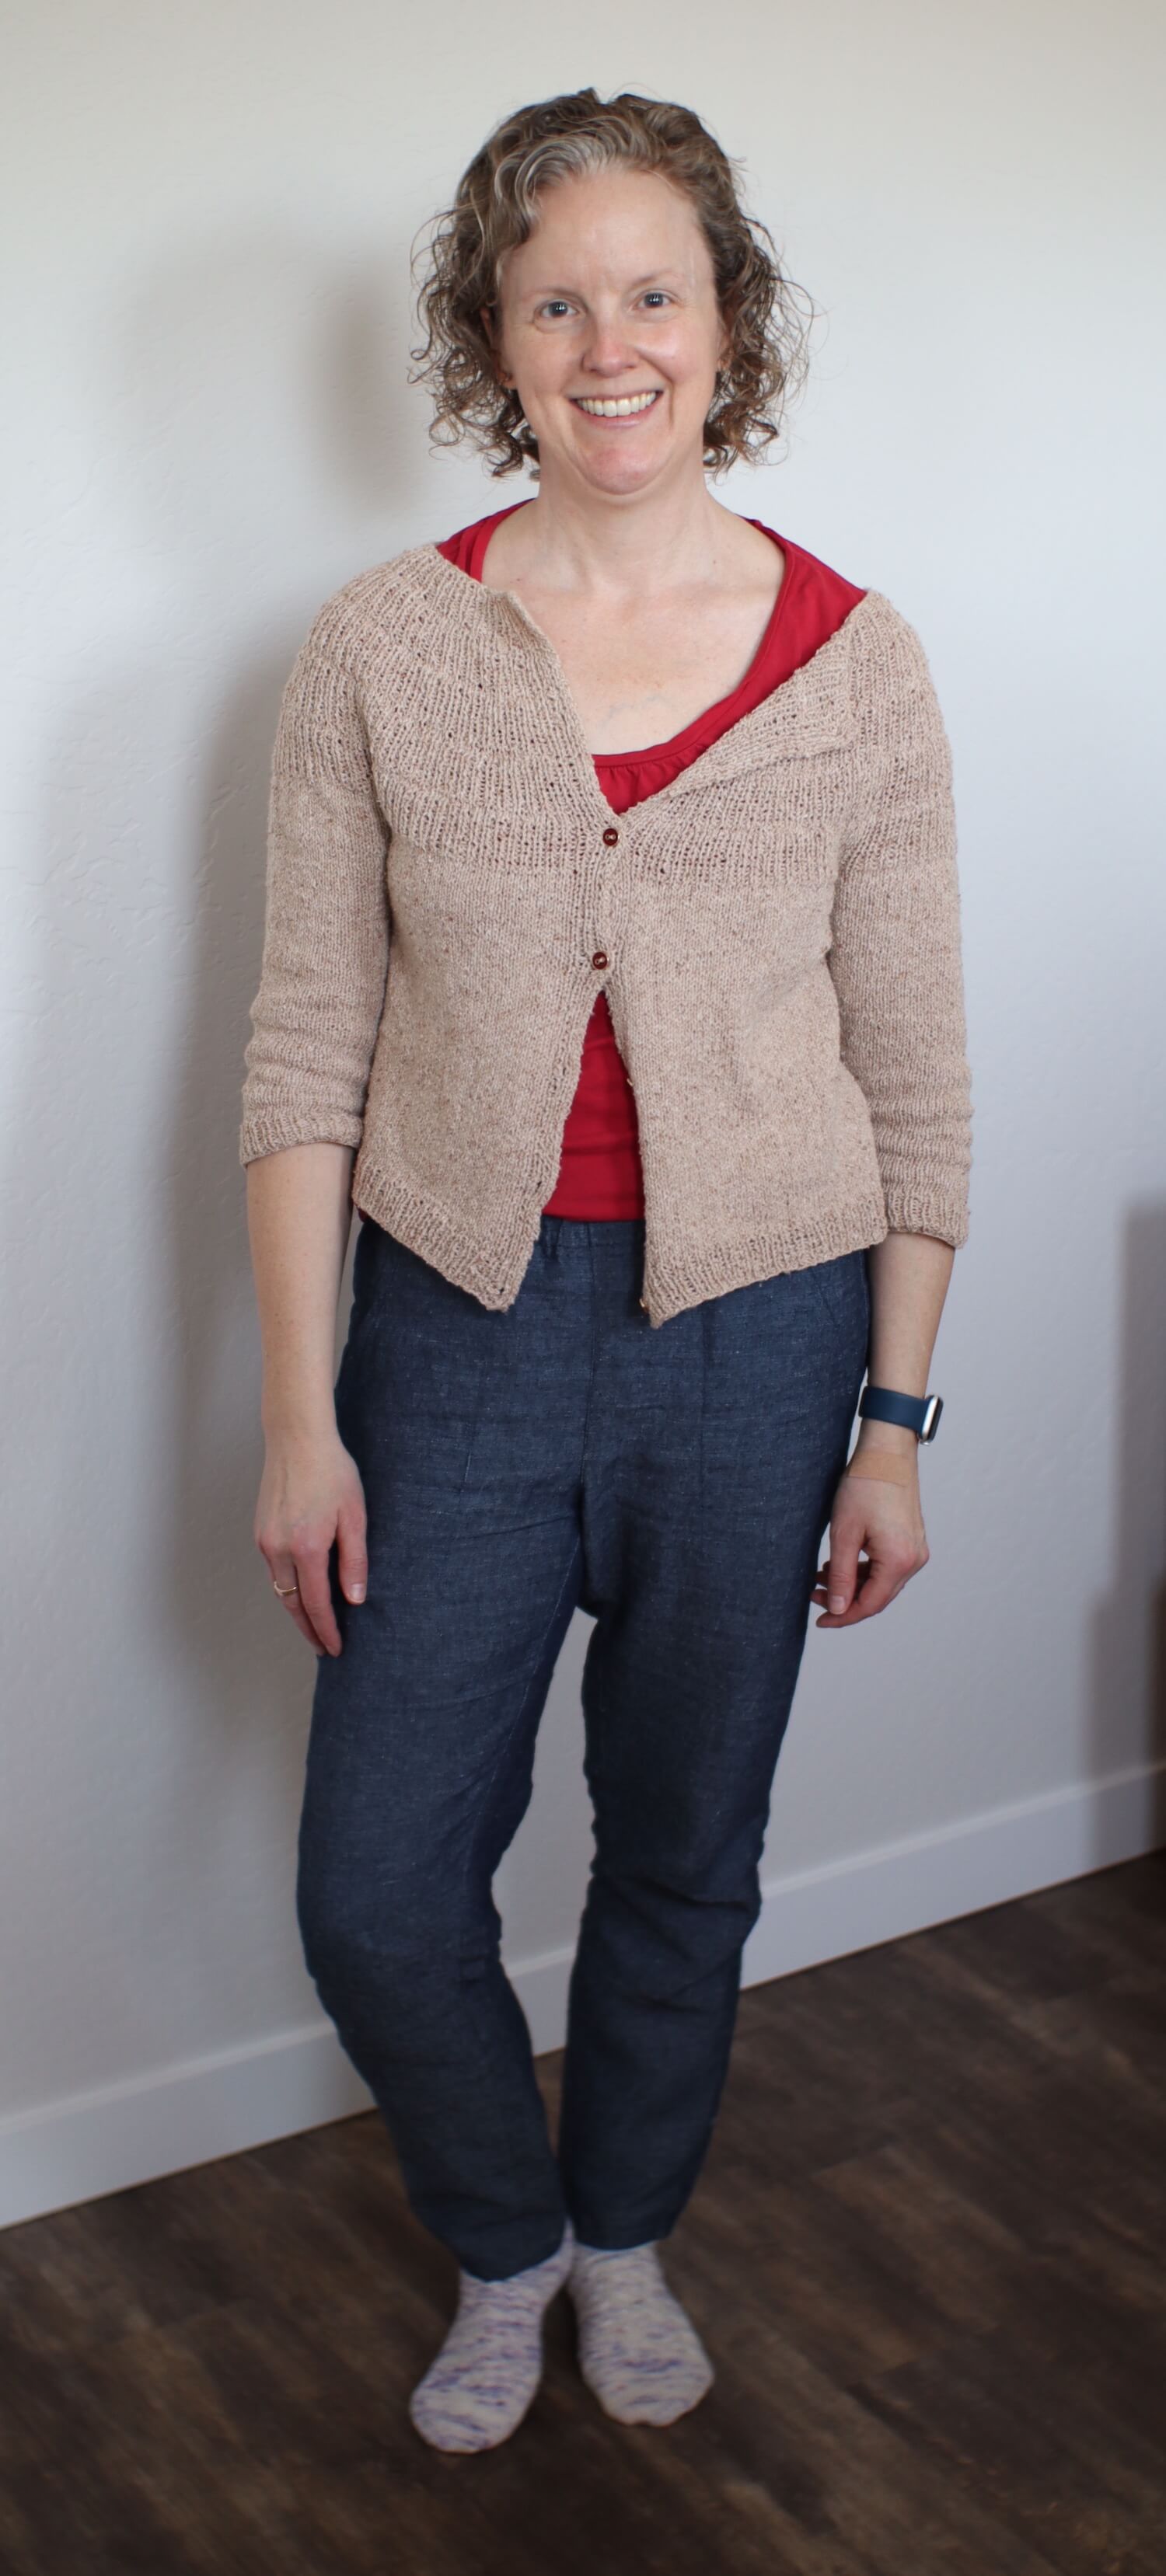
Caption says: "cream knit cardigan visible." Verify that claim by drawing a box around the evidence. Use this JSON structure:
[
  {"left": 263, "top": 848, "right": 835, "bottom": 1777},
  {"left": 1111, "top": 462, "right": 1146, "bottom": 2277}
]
[{"left": 239, "top": 542, "right": 972, "bottom": 1326}]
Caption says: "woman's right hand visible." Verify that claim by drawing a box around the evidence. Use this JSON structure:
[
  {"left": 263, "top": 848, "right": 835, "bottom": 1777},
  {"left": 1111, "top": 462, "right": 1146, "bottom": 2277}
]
[{"left": 254, "top": 1425, "right": 368, "bottom": 1657}]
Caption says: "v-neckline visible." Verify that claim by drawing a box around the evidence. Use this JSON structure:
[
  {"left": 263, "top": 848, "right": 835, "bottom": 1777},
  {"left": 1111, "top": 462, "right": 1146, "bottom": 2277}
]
[
  {"left": 424, "top": 535, "right": 874, "bottom": 827},
  {"left": 470, "top": 500, "right": 798, "bottom": 772}
]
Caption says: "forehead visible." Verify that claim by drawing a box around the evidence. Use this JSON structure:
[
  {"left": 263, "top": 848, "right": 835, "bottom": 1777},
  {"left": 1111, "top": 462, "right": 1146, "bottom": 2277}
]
[{"left": 500, "top": 166, "right": 712, "bottom": 293}]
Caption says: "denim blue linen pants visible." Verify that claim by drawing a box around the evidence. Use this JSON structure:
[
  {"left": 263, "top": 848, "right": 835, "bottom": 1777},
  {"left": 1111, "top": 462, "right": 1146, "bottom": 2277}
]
[{"left": 297, "top": 1211, "right": 871, "bottom": 2281}]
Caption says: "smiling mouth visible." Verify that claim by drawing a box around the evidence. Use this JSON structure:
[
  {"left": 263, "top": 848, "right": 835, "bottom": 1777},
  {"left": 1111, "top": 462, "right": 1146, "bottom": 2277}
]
[{"left": 571, "top": 389, "right": 662, "bottom": 418}]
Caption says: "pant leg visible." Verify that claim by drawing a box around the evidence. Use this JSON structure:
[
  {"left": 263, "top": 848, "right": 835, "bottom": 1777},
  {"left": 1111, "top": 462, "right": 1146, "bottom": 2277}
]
[
  {"left": 558, "top": 1236, "right": 871, "bottom": 2249},
  {"left": 295, "top": 1215, "right": 589, "bottom": 2280}
]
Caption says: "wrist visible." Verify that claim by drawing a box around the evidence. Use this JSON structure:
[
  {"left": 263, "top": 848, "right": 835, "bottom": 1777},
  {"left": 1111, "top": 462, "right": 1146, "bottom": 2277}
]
[
  {"left": 262, "top": 1386, "right": 337, "bottom": 1445},
  {"left": 853, "top": 1418, "right": 920, "bottom": 1460}
]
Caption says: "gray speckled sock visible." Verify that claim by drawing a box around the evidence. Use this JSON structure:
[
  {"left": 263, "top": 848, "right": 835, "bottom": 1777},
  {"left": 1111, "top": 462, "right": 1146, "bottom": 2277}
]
[
  {"left": 568, "top": 2240, "right": 714, "bottom": 2426},
  {"left": 408, "top": 2222, "right": 574, "bottom": 2454}
]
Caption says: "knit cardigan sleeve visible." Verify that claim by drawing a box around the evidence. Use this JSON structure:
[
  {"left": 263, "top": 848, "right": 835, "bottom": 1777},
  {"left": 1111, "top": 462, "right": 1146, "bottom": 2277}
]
[
  {"left": 828, "top": 611, "right": 972, "bottom": 1246},
  {"left": 238, "top": 617, "right": 391, "bottom": 1167}
]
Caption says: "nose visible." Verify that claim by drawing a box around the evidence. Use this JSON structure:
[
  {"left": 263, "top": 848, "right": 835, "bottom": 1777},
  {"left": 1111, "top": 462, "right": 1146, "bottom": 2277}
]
[{"left": 580, "top": 312, "right": 640, "bottom": 376}]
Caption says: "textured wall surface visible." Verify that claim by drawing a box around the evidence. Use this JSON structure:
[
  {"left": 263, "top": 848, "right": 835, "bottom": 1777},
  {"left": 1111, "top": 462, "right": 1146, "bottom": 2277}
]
[{"left": 2, "top": 0, "right": 1164, "bottom": 2222}]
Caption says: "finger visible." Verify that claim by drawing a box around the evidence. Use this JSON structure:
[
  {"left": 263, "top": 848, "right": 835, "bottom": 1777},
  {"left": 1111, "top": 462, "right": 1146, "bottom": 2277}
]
[
  {"left": 336, "top": 1494, "right": 368, "bottom": 1607},
  {"left": 295, "top": 1545, "right": 344, "bottom": 1658},
  {"left": 824, "top": 1541, "right": 861, "bottom": 1617},
  {"left": 847, "top": 1562, "right": 900, "bottom": 1621},
  {"left": 819, "top": 1559, "right": 911, "bottom": 1626},
  {"left": 267, "top": 1558, "right": 326, "bottom": 1657}
]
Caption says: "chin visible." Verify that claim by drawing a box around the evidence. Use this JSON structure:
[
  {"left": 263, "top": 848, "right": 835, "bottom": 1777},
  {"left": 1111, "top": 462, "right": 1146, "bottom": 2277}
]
[{"left": 574, "top": 443, "right": 675, "bottom": 497}]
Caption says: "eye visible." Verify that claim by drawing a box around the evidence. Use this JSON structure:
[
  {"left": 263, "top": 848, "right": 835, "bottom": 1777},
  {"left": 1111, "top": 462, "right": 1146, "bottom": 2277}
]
[
  {"left": 536, "top": 299, "right": 574, "bottom": 319},
  {"left": 640, "top": 291, "right": 671, "bottom": 308}
]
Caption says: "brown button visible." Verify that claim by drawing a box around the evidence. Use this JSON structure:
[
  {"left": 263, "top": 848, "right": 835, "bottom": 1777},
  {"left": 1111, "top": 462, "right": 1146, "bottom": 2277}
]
[
  {"left": 638, "top": 1297, "right": 648, "bottom": 1311},
  {"left": 602, "top": 826, "right": 619, "bottom": 846},
  {"left": 591, "top": 950, "right": 609, "bottom": 970}
]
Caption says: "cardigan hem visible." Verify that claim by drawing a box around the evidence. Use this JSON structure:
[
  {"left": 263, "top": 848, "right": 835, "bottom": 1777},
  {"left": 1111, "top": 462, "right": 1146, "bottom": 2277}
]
[
  {"left": 350, "top": 1156, "right": 900, "bottom": 1328},
  {"left": 351, "top": 1155, "right": 547, "bottom": 1312},
  {"left": 640, "top": 1198, "right": 892, "bottom": 1327}
]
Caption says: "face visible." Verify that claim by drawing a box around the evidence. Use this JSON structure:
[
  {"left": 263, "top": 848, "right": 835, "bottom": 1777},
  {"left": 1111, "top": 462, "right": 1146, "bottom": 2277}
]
[{"left": 487, "top": 165, "right": 729, "bottom": 501}]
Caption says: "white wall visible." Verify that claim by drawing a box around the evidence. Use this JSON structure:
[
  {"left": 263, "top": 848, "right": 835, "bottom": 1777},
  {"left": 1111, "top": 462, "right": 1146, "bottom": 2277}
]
[{"left": 3, "top": 0, "right": 1164, "bottom": 2229}]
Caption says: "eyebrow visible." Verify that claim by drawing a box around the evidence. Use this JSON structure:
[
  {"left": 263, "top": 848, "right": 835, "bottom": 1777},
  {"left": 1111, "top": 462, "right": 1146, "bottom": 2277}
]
[{"left": 524, "top": 270, "right": 686, "bottom": 299}]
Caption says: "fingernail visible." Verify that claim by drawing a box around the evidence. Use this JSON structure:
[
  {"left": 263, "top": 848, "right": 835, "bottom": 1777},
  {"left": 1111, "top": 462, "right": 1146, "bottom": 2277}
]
[
  {"left": 829, "top": 1595, "right": 846, "bottom": 1612},
  {"left": 349, "top": 1584, "right": 365, "bottom": 1602}
]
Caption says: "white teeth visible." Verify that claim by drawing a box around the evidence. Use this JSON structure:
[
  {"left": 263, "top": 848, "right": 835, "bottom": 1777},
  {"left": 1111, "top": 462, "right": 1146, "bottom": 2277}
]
[{"left": 574, "top": 391, "right": 659, "bottom": 417}]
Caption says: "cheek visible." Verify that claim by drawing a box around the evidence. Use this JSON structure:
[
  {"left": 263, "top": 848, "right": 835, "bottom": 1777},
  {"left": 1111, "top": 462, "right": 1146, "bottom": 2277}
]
[
  {"left": 519, "top": 339, "right": 578, "bottom": 396},
  {"left": 657, "top": 326, "right": 720, "bottom": 389}
]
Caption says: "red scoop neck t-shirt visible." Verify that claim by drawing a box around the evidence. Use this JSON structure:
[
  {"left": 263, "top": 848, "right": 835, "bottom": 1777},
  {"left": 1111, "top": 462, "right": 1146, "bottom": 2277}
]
[{"left": 410, "top": 504, "right": 867, "bottom": 1222}]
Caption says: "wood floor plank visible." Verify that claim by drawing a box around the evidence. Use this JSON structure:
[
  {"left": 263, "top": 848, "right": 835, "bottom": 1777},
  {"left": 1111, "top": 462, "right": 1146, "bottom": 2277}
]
[
  {"left": 2, "top": 1855, "right": 1164, "bottom": 2573},
  {"left": 664, "top": 2236, "right": 1066, "bottom": 2576},
  {"left": 852, "top": 2292, "right": 1166, "bottom": 2576},
  {"left": 812, "top": 2135, "right": 1032, "bottom": 2334}
]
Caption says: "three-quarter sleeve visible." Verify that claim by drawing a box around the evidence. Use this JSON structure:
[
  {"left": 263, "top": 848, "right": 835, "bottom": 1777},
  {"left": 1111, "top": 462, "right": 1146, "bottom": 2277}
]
[
  {"left": 238, "top": 619, "right": 391, "bottom": 1166},
  {"left": 828, "top": 613, "right": 973, "bottom": 1246}
]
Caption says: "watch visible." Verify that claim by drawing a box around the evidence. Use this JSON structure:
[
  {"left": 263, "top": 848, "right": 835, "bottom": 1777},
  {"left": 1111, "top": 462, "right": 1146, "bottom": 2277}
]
[{"left": 858, "top": 1383, "right": 944, "bottom": 1441}]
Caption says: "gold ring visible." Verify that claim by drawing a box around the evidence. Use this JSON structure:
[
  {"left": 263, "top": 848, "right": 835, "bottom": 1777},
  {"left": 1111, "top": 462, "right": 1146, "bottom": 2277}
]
[{"left": 273, "top": 1581, "right": 299, "bottom": 1596}]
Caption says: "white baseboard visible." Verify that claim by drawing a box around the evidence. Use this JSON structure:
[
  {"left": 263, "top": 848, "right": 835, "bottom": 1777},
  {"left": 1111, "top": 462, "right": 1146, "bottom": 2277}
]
[{"left": 2, "top": 1759, "right": 1161, "bottom": 2233}]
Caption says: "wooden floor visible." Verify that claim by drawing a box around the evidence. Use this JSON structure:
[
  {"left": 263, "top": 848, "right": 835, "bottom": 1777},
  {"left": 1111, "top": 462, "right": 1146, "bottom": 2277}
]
[{"left": 2, "top": 1856, "right": 1164, "bottom": 2576}]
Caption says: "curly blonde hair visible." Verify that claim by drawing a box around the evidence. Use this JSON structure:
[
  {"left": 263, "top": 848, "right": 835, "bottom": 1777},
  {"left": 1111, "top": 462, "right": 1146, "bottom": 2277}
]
[{"left": 409, "top": 88, "right": 815, "bottom": 479}]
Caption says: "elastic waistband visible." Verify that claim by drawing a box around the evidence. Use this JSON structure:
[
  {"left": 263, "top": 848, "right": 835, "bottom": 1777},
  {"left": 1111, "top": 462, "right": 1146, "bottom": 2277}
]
[{"left": 537, "top": 1211, "right": 645, "bottom": 1279}]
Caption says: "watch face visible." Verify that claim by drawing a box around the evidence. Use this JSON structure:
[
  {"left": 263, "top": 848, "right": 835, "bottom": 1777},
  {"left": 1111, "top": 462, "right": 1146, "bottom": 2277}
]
[{"left": 921, "top": 1394, "right": 943, "bottom": 1440}]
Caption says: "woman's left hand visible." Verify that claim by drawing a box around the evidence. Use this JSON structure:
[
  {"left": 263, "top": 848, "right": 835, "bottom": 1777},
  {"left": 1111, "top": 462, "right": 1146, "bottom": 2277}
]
[{"left": 811, "top": 1459, "right": 930, "bottom": 1626}]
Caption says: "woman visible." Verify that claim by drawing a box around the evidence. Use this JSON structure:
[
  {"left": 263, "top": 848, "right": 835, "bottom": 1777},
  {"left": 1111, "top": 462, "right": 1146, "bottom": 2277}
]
[{"left": 239, "top": 89, "right": 972, "bottom": 2455}]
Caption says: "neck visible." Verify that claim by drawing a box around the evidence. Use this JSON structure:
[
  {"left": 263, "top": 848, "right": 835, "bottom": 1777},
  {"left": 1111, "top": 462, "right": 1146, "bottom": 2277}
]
[{"left": 498, "top": 465, "right": 737, "bottom": 600}]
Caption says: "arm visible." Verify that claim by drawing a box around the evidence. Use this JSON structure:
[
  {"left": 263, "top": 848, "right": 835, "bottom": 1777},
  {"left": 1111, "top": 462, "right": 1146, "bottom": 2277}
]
[
  {"left": 239, "top": 616, "right": 392, "bottom": 1166},
  {"left": 826, "top": 605, "right": 972, "bottom": 1247},
  {"left": 239, "top": 610, "right": 392, "bottom": 1654},
  {"left": 816, "top": 608, "right": 972, "bottom": 1626},
  {"left": 812, "top": 1229, "right": 951, "bottom": 1627},
  {"left": 246, "top": 1142, "right": 368, "bottom": 1657},
  {"left": 248, "top": 1141, "right": 355, "bottom": 1441}
]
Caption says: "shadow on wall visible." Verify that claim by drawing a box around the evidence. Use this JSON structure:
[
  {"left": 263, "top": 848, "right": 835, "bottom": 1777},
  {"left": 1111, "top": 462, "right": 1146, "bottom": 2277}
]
[
  {"left": 0, "top": 229, "right": 444, "bottom": 2093},
  {"left": 1089, "top": 1200, "right": 1166, "bottom": 1853}
]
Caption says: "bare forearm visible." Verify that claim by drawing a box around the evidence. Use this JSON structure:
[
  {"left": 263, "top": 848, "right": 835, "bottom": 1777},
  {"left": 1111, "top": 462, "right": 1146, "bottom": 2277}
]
[
  {"left": 245, "top": 1142, "right": 355, "bottom": 1438},
  {"left": 854, "top": 1231, "right": 955, "bottom": 1456}
]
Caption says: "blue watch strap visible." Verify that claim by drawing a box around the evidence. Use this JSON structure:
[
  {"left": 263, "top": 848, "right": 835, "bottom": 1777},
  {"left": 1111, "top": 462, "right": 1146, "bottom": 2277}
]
[{"left": 858, "top": 1384, "right": 944, "bottom": 1441}]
